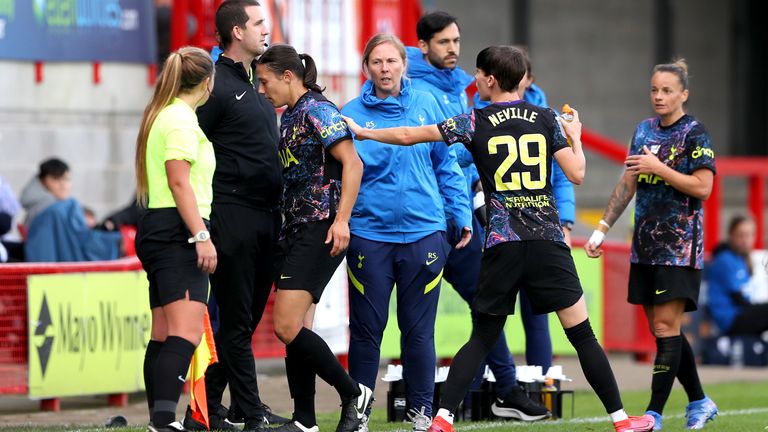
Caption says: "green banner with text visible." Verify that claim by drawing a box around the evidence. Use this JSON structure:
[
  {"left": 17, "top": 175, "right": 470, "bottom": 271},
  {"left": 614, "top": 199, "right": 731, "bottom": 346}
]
[{"left": 27, "top": 271, "right": 150, "bottom": 398}]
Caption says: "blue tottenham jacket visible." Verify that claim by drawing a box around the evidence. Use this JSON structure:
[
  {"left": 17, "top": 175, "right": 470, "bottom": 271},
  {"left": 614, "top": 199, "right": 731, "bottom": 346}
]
[
  {"left": 341, "top": 78, "right": 471, "bottom": 243},
  {"left": 406, "top": 47, "right": 479, "bottom": 199},
  {"left": 473, "top": 84, "right": 576, "bottom": 224},
  {"left": 706, "top": 247, "right": 752, "bottom": 332}
]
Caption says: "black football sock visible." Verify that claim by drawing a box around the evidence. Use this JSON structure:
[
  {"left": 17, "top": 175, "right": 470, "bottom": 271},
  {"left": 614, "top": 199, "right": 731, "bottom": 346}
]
[
  {"left": 285, "top": 352, "right": 317, "bottom": 426},
  {"left": 565, "top": 319, "right": 623, "bottom": 413},
  {"left": 151, "top": 336, "right": 196, "bottom": 427},
  {"left": 676, "top": 332, "right": 705, "bottom": 402},
  {"left": 647, "top": 335, "right": 682, "bottom": 413},
  {"left": 143, "top": 339, "right": 164, "bottom": 419},
  {"left": 287, "top": 327, "right": 359, "bottom": 401},
  {"left": 438, "top": 313, "right": 506, "bottom": 412}
]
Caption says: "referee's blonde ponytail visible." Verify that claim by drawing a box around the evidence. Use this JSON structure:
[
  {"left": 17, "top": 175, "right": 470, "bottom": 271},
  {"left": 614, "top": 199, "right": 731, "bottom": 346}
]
[{"left": 135, "top": 46, "right": 214, "bottom": 207}]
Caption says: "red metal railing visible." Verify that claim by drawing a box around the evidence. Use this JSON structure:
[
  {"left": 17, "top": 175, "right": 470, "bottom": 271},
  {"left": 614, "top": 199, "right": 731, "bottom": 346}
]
[
  {"left": 0, "top": 258, "right": 144, "bottom": 396},
  {"left": 704, "top": 158, "right": 767, "bottom": 250}
]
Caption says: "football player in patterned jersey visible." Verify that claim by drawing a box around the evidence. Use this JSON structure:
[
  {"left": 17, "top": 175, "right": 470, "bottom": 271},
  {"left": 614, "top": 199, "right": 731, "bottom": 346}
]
[
  {"left": 585, "top": 59, "right": 717, "bottom": 431},
  {"left": 256, "top": 45, "right": 371, "bottom": 432},
  {"left": 343, "top": 45, "right": 654, "bottom": 432}
]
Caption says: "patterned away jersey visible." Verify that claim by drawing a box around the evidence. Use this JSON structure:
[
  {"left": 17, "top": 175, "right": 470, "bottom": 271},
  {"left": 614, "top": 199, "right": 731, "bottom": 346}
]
[
  {"left": 438, "top": 100, "right": 569, "bottom": 249},
  {"left": 630, "top": 114, "right": 716, "bottom": 269},
  {"left": 278, "top": 91, "right": 350, "bottom": 237}
]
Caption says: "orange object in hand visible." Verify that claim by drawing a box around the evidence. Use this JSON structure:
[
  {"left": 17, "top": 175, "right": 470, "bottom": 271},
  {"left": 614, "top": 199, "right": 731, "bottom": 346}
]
[
  {"left": 560, "top": 104, "right": 574, "bottom": 146},
  {"left": 561, "top": 104, "right": 574, "bottom": 122}
]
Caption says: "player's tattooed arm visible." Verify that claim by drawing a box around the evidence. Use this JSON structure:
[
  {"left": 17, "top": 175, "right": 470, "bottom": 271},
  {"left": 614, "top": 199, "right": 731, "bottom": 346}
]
[{"left": 601, "top": 172, "right": 637, "bottom": 230}]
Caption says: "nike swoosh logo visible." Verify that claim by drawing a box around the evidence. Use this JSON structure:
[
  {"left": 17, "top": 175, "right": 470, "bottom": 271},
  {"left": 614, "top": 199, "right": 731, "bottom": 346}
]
[
  {"left": 655, "top": 289, "right": 668, "bottom": 295},
  {"left": 355, "top": 398, "right": 366, "bottom": 418},
  {"left": 177, "top": 375, "right": 185, "bottom": 383},
  {"left": 235, "top": 91, "right": 247, "bottom": 100},
  {"left": 652, "top": 370, "right": 669, "bottom": 375},
  {"left": 425, "top": 258, "right": 438, "bottom": 266},
  {"left": 280, "top": 274, "right": 292, "bottom": 280}
]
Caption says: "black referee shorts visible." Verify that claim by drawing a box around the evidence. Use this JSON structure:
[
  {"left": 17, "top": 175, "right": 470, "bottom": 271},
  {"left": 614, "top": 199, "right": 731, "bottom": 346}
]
[
  {"left": 136, "top": 208, "right": 209, "bottom": 309},
  {"left": 475, "top": 240, "right": 583, "bottom": 315},
  {"left": 274, "top": 219, "right": 344, "bottom": 303},
  {"left": 628, "top": 263, "right": 701, "bottom": 312}
]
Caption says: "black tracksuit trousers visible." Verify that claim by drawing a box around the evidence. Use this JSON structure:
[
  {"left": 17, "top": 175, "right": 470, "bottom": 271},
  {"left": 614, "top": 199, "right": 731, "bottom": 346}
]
[{"left": 205, "top": 203, "right": 280, "bottom": 420}]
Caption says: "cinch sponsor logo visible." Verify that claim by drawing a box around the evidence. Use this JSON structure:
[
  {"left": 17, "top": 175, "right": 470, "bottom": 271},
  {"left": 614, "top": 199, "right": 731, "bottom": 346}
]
[
  {"left": 691, "top": 146, "right": 714, "bottom": 159},
  {"left": 33, "top": 0, "right": 139, "bottom": 30},
  {"left": 320, "top": 120, "right": 347, "bottom": 139}
]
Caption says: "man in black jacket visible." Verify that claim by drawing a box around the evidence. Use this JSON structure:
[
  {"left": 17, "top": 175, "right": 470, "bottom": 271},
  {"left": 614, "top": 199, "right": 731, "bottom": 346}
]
[{"left": 194, "top": 1, "right": 282, "bottom": 430}]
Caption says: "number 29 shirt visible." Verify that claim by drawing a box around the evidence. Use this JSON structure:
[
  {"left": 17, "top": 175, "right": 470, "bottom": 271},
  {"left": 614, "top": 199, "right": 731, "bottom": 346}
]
[{"left": 437, "top": 100, "right": 569, "bottom": 249}]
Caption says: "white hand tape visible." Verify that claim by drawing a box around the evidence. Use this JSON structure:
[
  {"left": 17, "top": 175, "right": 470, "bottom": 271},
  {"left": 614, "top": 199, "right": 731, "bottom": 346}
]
[{"left": 588, "top": 230, "right": 605, "bottom": 248}]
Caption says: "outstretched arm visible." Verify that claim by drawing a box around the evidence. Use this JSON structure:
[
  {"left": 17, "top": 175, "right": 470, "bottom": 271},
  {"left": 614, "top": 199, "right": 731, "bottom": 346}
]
[{"left": 343, "top": 115, "right": 443, "bottom": 146}]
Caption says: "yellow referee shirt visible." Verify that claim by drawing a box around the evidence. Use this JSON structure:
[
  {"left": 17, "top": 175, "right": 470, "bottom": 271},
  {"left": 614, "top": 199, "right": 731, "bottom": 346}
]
[{"left": 146, "top": 98, "right": 215, "bottom": 219}]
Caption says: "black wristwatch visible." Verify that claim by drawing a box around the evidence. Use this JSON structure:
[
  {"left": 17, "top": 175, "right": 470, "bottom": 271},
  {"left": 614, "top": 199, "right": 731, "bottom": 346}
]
[{"left": 562, "top": 221, "right": 574, "bottom": 231}]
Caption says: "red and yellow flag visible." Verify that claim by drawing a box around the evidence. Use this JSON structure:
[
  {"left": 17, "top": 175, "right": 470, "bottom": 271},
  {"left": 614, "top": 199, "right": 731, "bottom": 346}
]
[{"left": 188, "top": 310, "right": 218, "bottom": 429}]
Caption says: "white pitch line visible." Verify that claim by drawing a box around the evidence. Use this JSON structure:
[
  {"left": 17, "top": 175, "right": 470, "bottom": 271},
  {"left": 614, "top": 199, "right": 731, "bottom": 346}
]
[{"left": 389, "top": 407, "right": 768, "bottom": 431}]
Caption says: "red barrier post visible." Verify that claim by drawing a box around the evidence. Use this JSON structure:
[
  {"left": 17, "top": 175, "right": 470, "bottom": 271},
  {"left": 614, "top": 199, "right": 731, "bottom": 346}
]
[
  {"left": 108, "top": 393, "right": 129, "bottom": 407},
  {"left": 704, "top": 175, "right": 722, "bottom": 253},
  {"left": 92, "top": 62, "right": 101, "bottom": 85},
  {"left": 35, "top": 62, "right": 43, "bottom": 84},
  {"left": 40, "top": 398, "right": 60, "bottom": 411},
  {"left": 147, "top": 64, "right": 157, "bottom": 86},
  {"left": 170, "top": 0, "right": 190, "bottom": 51}
]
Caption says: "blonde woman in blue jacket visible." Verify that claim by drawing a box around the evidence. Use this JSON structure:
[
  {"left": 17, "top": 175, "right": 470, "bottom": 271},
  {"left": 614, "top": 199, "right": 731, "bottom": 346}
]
[{"left": 340, "top": 34, "right": 471, "bottom": 431}]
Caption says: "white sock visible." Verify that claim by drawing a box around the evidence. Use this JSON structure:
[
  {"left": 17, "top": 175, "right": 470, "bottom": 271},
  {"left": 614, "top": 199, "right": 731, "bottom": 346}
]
[
  {"left": 436, "top": 408, "right": 454, "bottom": 425},
  {"left": 610, "top": 409, "right": 629, "bottom": 423},
  {"left": 293, "top": 421, "right": 317, "bottom": 432}
]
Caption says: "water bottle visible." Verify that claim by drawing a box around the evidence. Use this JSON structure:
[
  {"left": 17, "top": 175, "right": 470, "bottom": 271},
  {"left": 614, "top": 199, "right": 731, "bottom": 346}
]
[{"left": 541, "top": 377, "right": 557, "bottom": 416}]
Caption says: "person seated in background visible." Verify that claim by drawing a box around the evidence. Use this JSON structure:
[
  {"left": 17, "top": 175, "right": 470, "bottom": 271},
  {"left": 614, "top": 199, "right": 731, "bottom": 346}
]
[
  {"left": 20, "top": 157, "right": 71, "bottom": 227},
  {"left": 706, "top": 214, "right": 768, "bottom": 336},
  {"left": 0, "top": 175, "right": 22, "bottom": 262},
  {"left": 20, "top": 158, "right": 122, "bottom": 262}
]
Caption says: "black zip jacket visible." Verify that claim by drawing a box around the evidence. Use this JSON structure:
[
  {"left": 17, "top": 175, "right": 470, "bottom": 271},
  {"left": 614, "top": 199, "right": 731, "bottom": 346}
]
[{"left": 197, "top": 55, "right": 282, "bottom": 209}]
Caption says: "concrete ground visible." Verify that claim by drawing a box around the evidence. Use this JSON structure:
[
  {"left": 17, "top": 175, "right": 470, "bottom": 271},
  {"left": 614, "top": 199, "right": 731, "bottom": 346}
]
[{"left": 1, "top": 354, "right": 767, "bottom": 428}]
